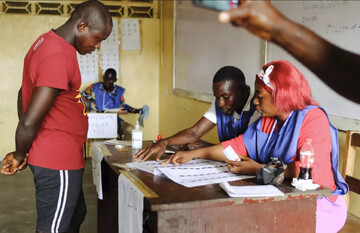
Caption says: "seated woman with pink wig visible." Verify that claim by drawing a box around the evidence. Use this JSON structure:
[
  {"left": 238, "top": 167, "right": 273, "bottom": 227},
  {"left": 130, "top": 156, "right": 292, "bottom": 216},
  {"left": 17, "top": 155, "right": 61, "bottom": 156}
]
[{"left": 162, "top": 60, "right": 348, "bottom": 233}]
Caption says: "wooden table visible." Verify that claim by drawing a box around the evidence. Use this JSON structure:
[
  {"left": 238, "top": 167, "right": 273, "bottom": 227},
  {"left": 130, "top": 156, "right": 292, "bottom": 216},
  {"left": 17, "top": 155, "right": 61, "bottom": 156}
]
[{"left": 95, "top": 141, "right": 332, "bottom": 233}]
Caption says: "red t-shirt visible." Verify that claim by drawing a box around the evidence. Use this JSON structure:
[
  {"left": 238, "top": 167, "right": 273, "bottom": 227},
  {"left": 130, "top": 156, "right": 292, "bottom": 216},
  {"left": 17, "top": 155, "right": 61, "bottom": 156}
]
[
  {"left": 22, "top": 30, "right": 88, "bottom": 170},
  {"left": 221, "top": 108, "right": 337, "bottom": 192}
]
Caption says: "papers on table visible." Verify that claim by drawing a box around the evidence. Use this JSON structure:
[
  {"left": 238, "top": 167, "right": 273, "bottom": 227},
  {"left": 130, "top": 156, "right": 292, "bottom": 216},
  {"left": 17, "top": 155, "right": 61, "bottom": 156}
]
[
  {"left": 104, "top": 107, "right": 127, "bottom": 113},
  {"left": 118, "top": 175, "right": 144, "bottom": 233},
  {"left": 220, "top": 182, "right": 285, "bottom": 198},
  {"left": 104, "top": 139, "right": 132, "bottom": 147},
  {"left": 127, "top": 159, "right": 223, "bottom": 176},
  {"left": 127, "top": 159, "right": 254, "bottom": 188}
]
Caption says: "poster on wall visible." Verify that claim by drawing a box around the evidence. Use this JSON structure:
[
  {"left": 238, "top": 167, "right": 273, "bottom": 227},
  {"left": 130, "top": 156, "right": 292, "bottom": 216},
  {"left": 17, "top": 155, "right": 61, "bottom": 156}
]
[
  {"left": 100, "top": 18, "right": 120, "bottom": 76},
  {"left": 77, "top": 52, "right": 99, "bottom": 83},
  {"left": 121, "top": 19, "right": 140, "bottom": 50}
]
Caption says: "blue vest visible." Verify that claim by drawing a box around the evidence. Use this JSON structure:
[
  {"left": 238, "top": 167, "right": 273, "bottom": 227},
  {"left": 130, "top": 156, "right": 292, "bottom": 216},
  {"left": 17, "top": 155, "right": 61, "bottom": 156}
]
[
  {"left": 215, "top": 95, "right": 256, "bottom": 142},
  {"left": 93, "top": 83, "right": 125, "bottom": 111},
  {"left": 242, "top": 105, "right": 348, "bottom": 195}
]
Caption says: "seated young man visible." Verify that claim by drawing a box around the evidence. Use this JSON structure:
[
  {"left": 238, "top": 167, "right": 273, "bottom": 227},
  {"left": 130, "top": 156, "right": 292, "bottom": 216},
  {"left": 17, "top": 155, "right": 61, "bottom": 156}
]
[
  {"left": 135, "top": 66, "right": 260, "bottom": 162},
  {"left": 82, "top": 68, "right": 143, "bottom": 139}
]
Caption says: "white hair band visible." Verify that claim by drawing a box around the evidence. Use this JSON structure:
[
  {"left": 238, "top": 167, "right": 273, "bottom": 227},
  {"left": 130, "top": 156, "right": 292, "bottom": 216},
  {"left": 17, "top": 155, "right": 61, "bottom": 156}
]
[{"left": 257, "top": 65, "right": 274, "bottom": 90}]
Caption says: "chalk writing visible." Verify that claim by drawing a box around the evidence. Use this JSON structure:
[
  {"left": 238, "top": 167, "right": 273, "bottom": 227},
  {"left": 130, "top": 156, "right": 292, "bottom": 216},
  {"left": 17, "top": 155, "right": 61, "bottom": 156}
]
[
  {"left": 303, "top": 0, "right": 349, "bottom": 12},
  {"left": 302, "top": 15, "right": 317, "bottom": 24},
  {"left": 326, "top": 24, "right": 360, "bottom": 34}
]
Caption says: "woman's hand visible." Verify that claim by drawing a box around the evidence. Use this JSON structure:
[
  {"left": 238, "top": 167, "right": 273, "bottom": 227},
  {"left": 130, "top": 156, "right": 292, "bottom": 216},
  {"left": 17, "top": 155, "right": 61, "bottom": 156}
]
[
  {"left": 161, "top": 151, "right": 195, "bottom": 165},
  {"left": 226, "top": 155, "right": 264, "bottom": 175}
]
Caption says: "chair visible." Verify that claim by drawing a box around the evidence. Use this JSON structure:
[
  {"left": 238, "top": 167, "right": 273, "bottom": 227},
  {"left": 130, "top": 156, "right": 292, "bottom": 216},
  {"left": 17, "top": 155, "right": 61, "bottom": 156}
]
[
  {"left": 339, "top": 130, "right": 360, "bottom": 233},
  {"left": 342, "top": 130, "right": 360, "bottom": 206}
]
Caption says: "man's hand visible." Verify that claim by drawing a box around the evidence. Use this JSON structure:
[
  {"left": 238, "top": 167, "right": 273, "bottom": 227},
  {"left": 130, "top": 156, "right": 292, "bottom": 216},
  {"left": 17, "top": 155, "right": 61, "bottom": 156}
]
[
  {"left": 1, "top": 152, "right": 28, "bottom": 176},
  {"left": 138, "top": 105, "right": 150, "bottom": 127},
  {"left": 134, "top": 140, "right": 167, "bottom": 162},
  {"left": 226, "top": 155, "right": 264, "bottom": 175},
  {"left": 161, "top": 151, "right": 193, "bottom": 166},
  {"left": 219, "top": 0, "right": 286, "bottom": 42}
]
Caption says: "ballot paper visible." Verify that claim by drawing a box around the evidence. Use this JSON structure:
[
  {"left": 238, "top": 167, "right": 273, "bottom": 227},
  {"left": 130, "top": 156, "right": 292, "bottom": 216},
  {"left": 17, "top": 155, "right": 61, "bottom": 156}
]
[
  {"left": 127, "top": 159, "right": 254, "bottom": 188},
  {"left": 127, "top": 159, "right": 224, "bottom": 176},
  {"left": 118, "top": 175, "right": 144, "bottom": 233},
  {"left": 220, "top": 182, "right": 285, "bottom": 198},
  {"left": 104, "top": 139, "right": 132, "bottom": 147}
]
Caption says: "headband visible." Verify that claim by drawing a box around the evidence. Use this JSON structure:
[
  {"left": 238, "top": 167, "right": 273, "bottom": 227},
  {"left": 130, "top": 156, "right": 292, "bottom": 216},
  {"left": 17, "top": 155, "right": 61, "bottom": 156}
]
[{"left": 256, "top": 65, "right": 274, "bottom": 91}]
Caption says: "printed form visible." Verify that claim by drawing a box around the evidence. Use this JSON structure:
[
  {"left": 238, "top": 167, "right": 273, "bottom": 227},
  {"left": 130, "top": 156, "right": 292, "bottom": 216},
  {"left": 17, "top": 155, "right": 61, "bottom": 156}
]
[{"left": 127, "top": 159, "right": 254, "bottom": 188}]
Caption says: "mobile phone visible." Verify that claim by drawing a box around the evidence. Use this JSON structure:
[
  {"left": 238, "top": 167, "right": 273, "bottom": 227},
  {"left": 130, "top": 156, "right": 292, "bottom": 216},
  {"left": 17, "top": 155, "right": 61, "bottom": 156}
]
[{"left": 193, "top": 0, "right": 240, "bottom": 12}]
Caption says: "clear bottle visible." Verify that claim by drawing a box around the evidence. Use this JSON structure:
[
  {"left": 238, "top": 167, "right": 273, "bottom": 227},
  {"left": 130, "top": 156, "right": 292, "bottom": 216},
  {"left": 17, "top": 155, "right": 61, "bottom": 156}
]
[
  {"left": 132, "top": 120, "right": 143, "bottom": 149},
  {"left": 298, "top": 138, "right": 315, "bottom": 180}
]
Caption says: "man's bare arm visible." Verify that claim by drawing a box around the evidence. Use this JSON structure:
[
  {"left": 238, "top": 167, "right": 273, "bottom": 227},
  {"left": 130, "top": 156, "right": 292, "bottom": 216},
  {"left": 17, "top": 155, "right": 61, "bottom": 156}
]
[{"left": 134, "top": 117, "right": 216, "bottom": 161}]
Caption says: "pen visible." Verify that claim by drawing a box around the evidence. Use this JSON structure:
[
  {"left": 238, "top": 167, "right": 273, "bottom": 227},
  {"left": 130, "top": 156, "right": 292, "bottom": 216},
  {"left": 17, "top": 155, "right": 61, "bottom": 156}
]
[{"left": 153, "top": 134, "right": 163, "bottom": 144}]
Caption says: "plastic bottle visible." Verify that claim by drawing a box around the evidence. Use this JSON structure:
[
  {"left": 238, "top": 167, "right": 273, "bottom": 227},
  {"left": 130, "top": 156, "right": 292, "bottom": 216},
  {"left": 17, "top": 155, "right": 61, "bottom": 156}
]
[
  {"left": 298, "top": 139, "right": 315, "bottom": 180},
  {"left": 132, "top": 120, "right": 143, "bottom": 149}
]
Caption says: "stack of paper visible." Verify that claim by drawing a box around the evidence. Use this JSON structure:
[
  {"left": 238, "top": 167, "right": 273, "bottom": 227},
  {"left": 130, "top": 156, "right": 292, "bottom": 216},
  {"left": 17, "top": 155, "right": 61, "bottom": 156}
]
[{"left": 220, "top": 182, "right": 285, "bottom": 197}]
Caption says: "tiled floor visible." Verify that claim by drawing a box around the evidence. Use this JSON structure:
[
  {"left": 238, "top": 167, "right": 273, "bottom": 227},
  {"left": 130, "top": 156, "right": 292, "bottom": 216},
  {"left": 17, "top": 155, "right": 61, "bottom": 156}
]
[{"left": 0, "top": 159, "right": 97, "bottom": 233}]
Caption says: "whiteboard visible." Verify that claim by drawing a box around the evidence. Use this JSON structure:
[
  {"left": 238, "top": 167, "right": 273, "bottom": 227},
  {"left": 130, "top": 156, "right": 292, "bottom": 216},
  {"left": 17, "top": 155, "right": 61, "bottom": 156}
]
[
  {"left": 174, "top": 1, "right": 263, "bottom": 101},
  {"left": 269, "top": 1, "right": 360, "bottom": 129},
  {"left": 87, "top": 113, "right": 117, "bottom": 139}
]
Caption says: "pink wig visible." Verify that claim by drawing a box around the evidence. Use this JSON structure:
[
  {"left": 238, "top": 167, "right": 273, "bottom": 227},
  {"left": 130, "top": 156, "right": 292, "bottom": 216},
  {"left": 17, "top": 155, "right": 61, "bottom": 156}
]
[{"left": 256, "top": 60, "right": 318, "bottom": 113}]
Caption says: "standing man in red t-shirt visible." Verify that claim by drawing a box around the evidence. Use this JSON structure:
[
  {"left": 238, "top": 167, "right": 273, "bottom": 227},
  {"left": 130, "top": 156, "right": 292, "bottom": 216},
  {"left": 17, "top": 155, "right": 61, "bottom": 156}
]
[{"left": 1, "top": 0, "right": 112, "bottom": 232}]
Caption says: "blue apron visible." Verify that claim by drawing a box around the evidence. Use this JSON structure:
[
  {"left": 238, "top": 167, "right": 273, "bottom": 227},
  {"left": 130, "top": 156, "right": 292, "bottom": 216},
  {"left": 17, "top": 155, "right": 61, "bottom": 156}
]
[
  {"left": 216, "top": 95, "right": 256, "bottom": 142},
  {"left": 243, "top": 105, "right": 348, "bottom": 195},
  {"left": 93, "top": 83, "right": 125, "bottom": 111}
]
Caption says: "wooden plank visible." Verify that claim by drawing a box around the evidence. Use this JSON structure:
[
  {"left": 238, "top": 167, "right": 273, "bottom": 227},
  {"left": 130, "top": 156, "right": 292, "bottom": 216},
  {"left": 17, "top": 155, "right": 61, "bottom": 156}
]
[
  {"left": 343, "top": 131, "right": 357, "bottom": 178},
  {"left": 351, "top": 132, "right": 360, "bottom": 147},
  {"left": 157, "top": 198, "right": 317, "bottom": 233},
  {"left": 346, "top": 176, "right": 360, "bottom": 195}
]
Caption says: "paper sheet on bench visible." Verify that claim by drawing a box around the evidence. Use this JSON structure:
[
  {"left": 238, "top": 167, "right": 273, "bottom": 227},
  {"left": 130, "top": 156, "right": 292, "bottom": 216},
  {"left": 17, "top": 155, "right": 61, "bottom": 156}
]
[
  {"left": 118, "top": 175, "right": 144, "bottom": 233},
  {"left": 220, "top": 182, "right": 285, "bottom": 197},
  {"left": 127, "top": 159, "right": 254, "bottom": 188}
]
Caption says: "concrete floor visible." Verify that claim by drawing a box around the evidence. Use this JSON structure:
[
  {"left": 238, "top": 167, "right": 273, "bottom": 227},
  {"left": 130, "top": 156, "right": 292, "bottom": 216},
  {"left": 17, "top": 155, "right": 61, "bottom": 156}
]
[{"left": 0, "top": 159, "right": 97, "bottom": 233}]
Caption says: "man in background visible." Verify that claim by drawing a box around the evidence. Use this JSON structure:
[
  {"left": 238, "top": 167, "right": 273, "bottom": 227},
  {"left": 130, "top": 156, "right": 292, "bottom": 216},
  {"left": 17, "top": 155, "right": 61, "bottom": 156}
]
[{"left": 82, "top": 68, "right": 148, "bottom": 139}]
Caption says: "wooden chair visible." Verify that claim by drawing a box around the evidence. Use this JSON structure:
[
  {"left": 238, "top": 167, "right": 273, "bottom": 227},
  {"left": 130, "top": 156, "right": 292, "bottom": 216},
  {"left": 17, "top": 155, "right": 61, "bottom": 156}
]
[{"left": 339, "top": 130, "right": 360, "bottom": 233}]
